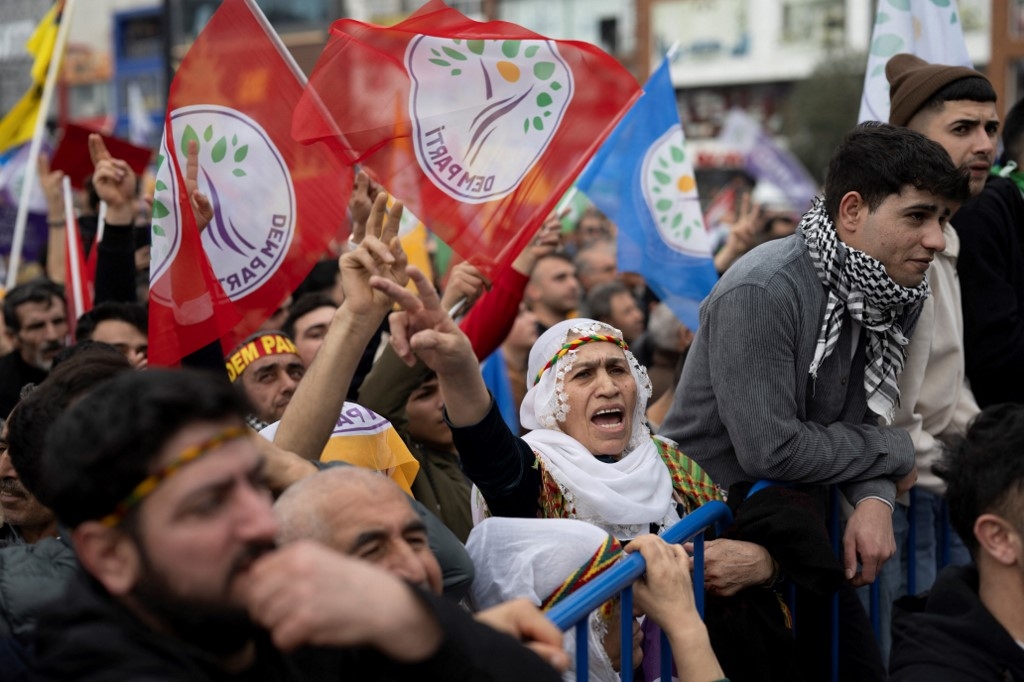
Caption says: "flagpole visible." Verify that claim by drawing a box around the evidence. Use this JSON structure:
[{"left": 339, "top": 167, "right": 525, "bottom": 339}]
[
  {"left": 6, "top": 0, "right": 77, "bottom": 290},
  {"left": 243, "top": 0, "right": 353, "bottom": 152},
  {"left": 62, "top": 175, "right": 84, "bottom": 316}
]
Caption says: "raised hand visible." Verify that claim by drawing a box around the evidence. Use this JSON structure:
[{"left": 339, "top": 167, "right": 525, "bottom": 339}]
[
  {"left": 339, "top": 192, "right": 408, "bottom": 321},
  {"left": 370, "top": 264, "right": 471, "bottom": 374},
  {"left": 348, "top": 170, "right": 382, "bottom": 247},
  {"left": 184, "top": 139, "right": 213, "bottom": 232},
  {"left": 36, "top": 153, "right": 65, "bottom": 223},
  {"left": 512, "top": 209, "right": 566, "bottom": 276},
  {"left": 88, "top": 133, "right": 136, "bottom": 224},
  {"left": 440, "top": 261, "right": 490, "bottom": 314}
]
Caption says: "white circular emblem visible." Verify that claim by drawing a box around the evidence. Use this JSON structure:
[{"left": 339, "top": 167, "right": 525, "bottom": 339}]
[
  {"left": 406, "top": 36, "right": 573, "bottom": 204},
  {"left": 150, "top": 105, "right": 296, "bottom": 302},
  {"left": 640, "top": 124, "right": 709, "bottom": 256}
]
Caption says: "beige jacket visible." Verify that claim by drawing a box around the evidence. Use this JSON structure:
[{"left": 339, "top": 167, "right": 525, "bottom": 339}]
[{"left": 894, "top": 224, "right": 980, "bottom": 496}]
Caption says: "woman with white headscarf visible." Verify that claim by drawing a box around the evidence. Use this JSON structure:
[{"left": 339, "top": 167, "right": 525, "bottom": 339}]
[{"left": 373, "top": 267, "right": 776, "bottom": 593}]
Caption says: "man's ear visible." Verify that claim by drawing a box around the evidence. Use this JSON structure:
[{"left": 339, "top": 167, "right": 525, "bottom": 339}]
[
  {"left": 835, "top": 191, "right": 867, "bottom": 237},
  {"left": 974, "top": 513, "right": 1022, "bottom": 567},
  {"left": 73, "top": 521, "right": 142, "bottom": 596}
]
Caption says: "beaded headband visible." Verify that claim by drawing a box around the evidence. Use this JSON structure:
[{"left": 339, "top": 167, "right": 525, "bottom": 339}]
[
  {"left": 533, "top": 334, "right": 629, "bottom": 386},
  {"left": 98, "top": 426, "right": 249, "bottom": 528}
]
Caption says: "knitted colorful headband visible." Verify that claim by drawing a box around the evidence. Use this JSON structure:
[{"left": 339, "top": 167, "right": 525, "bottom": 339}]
[
  {"left": 533, "top": 334, "right": 629, "bottom": 386},
  {"left": 541, "top": 534, "right": 623, "bottom": 613},
  {"left": 225, "top": 333, "right": 298, "bottom": 383},
  {"left": 98, "top": 426, "right": 249, "bottom": 528}
]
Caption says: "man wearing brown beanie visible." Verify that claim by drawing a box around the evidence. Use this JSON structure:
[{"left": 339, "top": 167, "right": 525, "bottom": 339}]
[{"left": 865, "top": 52, "right": 997, "bottom": 663}]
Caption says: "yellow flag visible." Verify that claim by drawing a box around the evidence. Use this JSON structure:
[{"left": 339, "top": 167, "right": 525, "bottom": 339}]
[{"left": 0, "top": 2, "right": 62, "bottom": 154}]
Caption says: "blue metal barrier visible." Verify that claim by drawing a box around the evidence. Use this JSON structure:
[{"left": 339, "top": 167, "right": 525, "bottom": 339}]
[{"left": 546, "top": 501, "right": 734, "bottom": 682}]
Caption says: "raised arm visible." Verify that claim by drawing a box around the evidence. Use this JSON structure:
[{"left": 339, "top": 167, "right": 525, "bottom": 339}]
[
  {"left": 371, "top": 265, "right": 491, "bottom": 427},
  {"left": 273, "top": 193, "right": 407, "bottom": 460}
]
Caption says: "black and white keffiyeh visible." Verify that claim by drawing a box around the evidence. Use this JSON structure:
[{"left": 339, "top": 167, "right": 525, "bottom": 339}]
[{"left": 800, "top": 197, "right": 928, "bottom": 423}]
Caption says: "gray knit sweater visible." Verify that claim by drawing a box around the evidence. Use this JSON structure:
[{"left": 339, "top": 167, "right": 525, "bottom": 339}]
[{"left": 660, "top": 234, "right": 915, "bottom": 506}]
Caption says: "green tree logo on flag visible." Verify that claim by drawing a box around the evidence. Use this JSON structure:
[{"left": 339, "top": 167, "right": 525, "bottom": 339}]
[
  {"left": 641, "top": 124, "right": 709, "bottom": 256},
  {"left": 151, "top": 105, "right": 296, "bottom": 303},
  {"left": 406, "top": 37, "right": 573, "bottom": 204}
]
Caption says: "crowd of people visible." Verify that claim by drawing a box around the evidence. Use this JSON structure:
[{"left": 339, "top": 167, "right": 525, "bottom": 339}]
[{"left": 0, "top": 51, "right": 1023, "bottom": 681}]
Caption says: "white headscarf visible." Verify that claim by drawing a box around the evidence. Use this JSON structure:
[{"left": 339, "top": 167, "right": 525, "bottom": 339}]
[
  {"left": 518, "top": 319, "right": 677, "bottom": 539},
  {"left": 467, "top": 517, "right": 623, "bottom": 682}
]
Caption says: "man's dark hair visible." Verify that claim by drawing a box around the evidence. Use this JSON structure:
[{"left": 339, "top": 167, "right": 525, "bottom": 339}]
[
  {"left": 1002, "top": 96, "right": 1024, "bottom": 167},
  {"left": 291, "top": 259, "right": 338, "bottom": 301},
  {"left": 937, "top": 404, "right": 1024, "bottom": 557},
  {"left": 2, "top": 279, "right": 64, "bottom": 333},
  {"left": 75, "top": 302, "right": 148, "bottom": 341},
  {"left": 282, "top": 293, "right": 336, "bottom": 340},
  {"left": 530, "top": 251, "right": 575, "bottom": 277},
  {"left": 823, "top": 122, "right": 971, "bottom": 221},
  {"left": 42, "top": 369, "right": 250, "bottom": 528},
  {"left": 582, "top": 281, "right": 631, "bottom": 322},
  {"left": 921, "top": 76, "right": 997, "bottom": 116},
  {"left": 7, "top": 345, "right": 132, "bottom": 500}
]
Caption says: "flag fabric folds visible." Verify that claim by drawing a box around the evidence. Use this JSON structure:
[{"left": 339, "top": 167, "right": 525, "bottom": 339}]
[
  {"left": 62, "top": 177, "right": 93, "bottom": 338},
  {"left": 293, "top": 0, "right": 640, "bottom": 278},
  {"left": 260, "top": 404, "right": 420, "bottom": 496},
  {"left": 149, "top": 0, "right": 351, "bottom": 366},
  {"left": 0, "top": 145, "right": 49, "bottom": 264},
  {"left": 0, "top": 2, "right": 62, "bottom": 155},
  {"left": 717, "top": 108, "right": 818, "bottom": 217},
  {"left": 575, "top": 58, "right": 717, "bottom": 331},
  {"left": 858, "top": 0, "right": 972, "bottom": 124}
]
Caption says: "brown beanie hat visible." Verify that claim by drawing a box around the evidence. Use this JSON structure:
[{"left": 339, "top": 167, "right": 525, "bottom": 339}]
[{"left": 886, "top": 53, "right": 986, "bottom": 127}]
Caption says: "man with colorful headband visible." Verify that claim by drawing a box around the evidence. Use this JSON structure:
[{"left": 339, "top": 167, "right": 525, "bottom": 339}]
[
  {"left": 224, "top": 330, "right": 305, "bottom": 430},
  {"left": 31, "top": 369, "right": 568, "bottom": 681}
]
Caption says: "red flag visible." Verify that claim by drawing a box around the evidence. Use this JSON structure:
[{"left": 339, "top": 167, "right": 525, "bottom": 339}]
[
  {"left": 51, "top": 124, "right": 152, "bottom": 190},
  {"left": 148, "top": 0, "right": 352, "bottom": 366},
  {"left": 294, "top": 0, "right": 639, "bottom": 277}
]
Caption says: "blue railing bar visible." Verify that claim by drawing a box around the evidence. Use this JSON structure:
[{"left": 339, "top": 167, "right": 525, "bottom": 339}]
[
  {"left": 747, "top": 479, "right": 781, "bottom": 498},
  {"left": 621, "top": 585, "right": 633, "bottom": 681},
  {"left": 907, "top": 487, "right": 918, "bottom": 596},
  {"left": 660, "top": 628, "right": 672, "bottom": 682},
  {"left": 547, "top": 501, "right": 734, "bottom": 631},
  {"left": 575, "top": 619, "right": 588, "bottom": 679},
  {"left": 693, "top": 533, "right": 706, "bottom": 617}
]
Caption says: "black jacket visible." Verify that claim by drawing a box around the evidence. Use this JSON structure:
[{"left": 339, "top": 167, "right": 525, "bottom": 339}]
[
  {"left": 32, "top": 569, "right": 562, "bottom": 682},
  {"left": 951, "top": 176, "right": 1024, "bottom": 407},
  {"left": 890, "top": 564, "right": 1024, "bottom": 681}
]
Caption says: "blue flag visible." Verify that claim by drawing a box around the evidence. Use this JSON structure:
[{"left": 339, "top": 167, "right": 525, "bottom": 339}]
[{"left": 575, "top": 58, "right": 716, "bottom": 330}]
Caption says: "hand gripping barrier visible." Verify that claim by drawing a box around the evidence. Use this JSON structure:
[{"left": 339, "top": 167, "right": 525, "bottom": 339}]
[{"left": 546, "top": 501, "right": 734, "bottom": 682}]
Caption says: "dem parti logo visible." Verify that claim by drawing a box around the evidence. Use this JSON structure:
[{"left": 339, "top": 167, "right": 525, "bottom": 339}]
[
  {"left": 406, "top": 37, "right": 573, "bottom": 204},
  {"left": 150, "top": 105, "right": 296, "bottom": 302},
  {"left": 641, "top": 124, "right": 710, "bottom": 257}
]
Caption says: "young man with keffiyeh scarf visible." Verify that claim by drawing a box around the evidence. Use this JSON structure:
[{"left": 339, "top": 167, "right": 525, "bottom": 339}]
[{"left": 660, "top": 123, "right": 969, "bottom": 676}]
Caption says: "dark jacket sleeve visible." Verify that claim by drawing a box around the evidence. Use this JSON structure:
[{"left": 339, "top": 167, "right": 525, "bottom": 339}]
[
  {"left": 952, "top": 177, "right": 1024, "bottom": 406},
  {"left": 390, "top": 589, "right": 563, "bottom": 682},
  {"left": 459, "top": 267, "right": 530, "bottom": 361},
  {"left": 448, "top": 398, "right": 541, "bottom": 518},
  {"left": 93, "top": 223, "right": 137, "bottom": 304}
]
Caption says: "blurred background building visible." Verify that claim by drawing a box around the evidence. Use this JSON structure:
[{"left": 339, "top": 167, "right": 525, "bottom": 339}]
[{"left": 0, "top": 0, "right": 1020, "bottom": 184}]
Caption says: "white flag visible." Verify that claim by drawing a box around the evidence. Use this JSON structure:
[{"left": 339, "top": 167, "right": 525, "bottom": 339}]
[
  {"left": 127, "top": 82, "right": 155, "bottom": 146},
  {"left": 858, "top": 0, "right": 972, "bottom": 124}
]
